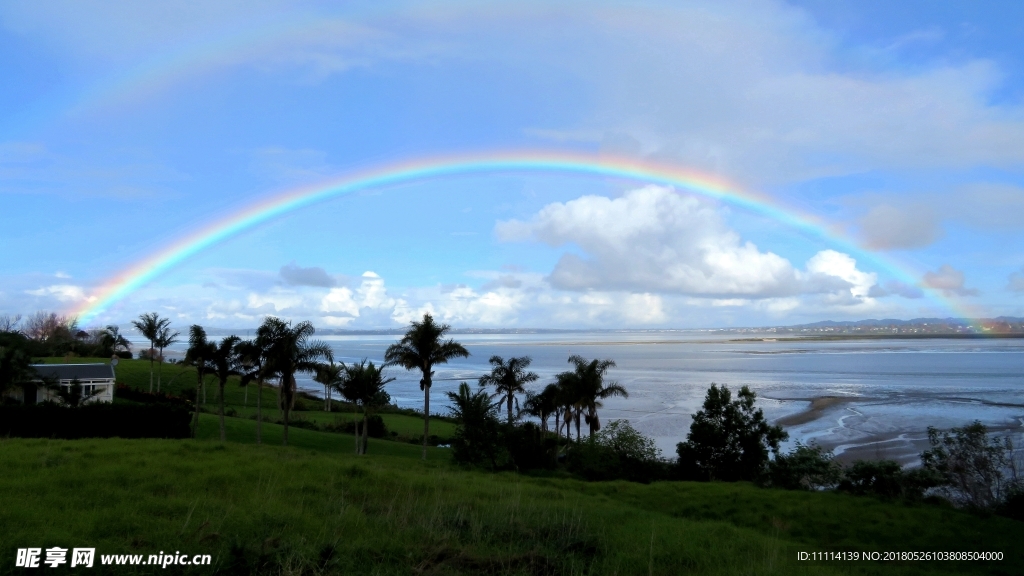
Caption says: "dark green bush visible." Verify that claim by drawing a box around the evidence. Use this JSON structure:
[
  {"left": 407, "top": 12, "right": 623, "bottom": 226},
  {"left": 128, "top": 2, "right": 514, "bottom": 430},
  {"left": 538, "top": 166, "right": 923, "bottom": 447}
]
[
  {"left": 837, "top": 460, "right": 940, "bottom": 500},
  {"left": 676, "top": 384, "right": 787, "bottom": 482},
  {"left": 567, "top": 421, "right": 670, "bottom": 483},
  {"left": 766, "top": 443, "right": 842, "bottom": 490}
]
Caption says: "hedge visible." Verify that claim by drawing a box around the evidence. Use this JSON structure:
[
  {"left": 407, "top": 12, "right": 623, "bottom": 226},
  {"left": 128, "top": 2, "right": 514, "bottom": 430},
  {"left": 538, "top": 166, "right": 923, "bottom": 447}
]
[{"left": 0, "top": 403, "right": 192, "bottom": 439}]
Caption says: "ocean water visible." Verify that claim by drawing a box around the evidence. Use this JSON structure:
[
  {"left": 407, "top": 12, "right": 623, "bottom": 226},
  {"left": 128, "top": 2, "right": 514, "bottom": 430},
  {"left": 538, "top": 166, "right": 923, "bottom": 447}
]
[{"left": 295, "top": 332, "right": 1024, "bottom": 462}]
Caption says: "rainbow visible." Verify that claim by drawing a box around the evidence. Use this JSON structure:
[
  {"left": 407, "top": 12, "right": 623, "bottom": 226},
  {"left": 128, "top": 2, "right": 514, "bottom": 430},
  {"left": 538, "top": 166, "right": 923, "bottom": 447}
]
[{"left": 72, "top": 151, "right": 971, "bottom": 324}]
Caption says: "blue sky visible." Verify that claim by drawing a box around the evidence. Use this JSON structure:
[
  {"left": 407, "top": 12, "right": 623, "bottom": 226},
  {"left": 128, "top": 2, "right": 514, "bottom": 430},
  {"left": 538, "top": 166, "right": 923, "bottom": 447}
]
[{"left": 2, "top": 0, "right": 1023, "bottom": 329}]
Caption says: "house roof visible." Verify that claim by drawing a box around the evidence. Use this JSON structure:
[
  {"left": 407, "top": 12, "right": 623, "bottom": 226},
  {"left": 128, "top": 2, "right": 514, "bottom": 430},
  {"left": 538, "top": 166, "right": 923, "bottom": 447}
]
[{"left": 30, "top": 364, "right": 115, "bottom": 382}]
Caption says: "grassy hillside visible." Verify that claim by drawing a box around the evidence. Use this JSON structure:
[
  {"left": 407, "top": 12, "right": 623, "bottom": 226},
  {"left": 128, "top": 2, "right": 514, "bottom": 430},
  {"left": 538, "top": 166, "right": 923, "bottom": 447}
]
[
  {"left": 1, "top": 435, "right": 1020, "bottom": 575},
  {"left": 15, "top": 358, "right": 1021, "bottom": 575},
  {"left": 38, "top": 357, "right": 457, "bottom": 439}
]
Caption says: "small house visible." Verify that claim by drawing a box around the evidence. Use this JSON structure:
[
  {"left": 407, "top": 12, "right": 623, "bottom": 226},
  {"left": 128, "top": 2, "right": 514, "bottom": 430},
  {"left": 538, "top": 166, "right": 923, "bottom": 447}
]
[{"left": 14, "top": 364, "right": 117, "bottom": 405}]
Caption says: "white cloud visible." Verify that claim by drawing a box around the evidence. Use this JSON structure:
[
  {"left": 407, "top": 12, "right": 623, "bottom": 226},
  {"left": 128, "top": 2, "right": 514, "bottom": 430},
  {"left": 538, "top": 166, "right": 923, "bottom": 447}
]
[
  {"left": 497, "top": 186, "right": 880, "bottom": 305},
  {"left": 497, "top": 186, "right": 804, "bottom": 297},
  {"left": 806, "top": 250, "right": 877, "bottom": 302},
  {"left": 246, "top": 290, "right": 304, "bottom": 313},
  {"left": 25, "top": 284, "right": 93, "bottom": 303},
  {"left": 390, "top": 284, "right": 523, "bottom": 326},
  {"left": 320, "top": 287, "right": 359, "bottom": 317}
]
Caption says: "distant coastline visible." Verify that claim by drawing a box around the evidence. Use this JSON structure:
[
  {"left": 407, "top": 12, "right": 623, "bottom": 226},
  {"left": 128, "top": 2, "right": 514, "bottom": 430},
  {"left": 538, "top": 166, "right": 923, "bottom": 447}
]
[{"left": 731, "top": 333, "right": 1024, "bottom": 342}]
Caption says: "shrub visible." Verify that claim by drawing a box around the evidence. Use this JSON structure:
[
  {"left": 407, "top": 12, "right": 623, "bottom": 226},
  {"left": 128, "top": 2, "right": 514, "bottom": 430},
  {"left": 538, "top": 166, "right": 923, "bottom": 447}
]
[
  {"left": 766, "top": 443, "right": 842, "bottom": 490},
  {"left": 114, "top": 384, "right": 192, "bottom": 409},
  {"left": 504, "top": 422, "right": 556, "bottom": 471},
  {"left": 324, "top": 415, "right": 388, "bottom": 438},
  {"left": 837, "top": 460, "right": 940, "bottom": 500},
  {"left": 447, "top": 382, "right": 506, "bottom": 468},
  {"left": 676, "top": 384, "right": 787, "bottom": 482},
  {"left": 922, "top": 420, "right": 1023, "bottom": 510},
  {"left": 568, "top": 420, "right": 670, "bottom": 483}
]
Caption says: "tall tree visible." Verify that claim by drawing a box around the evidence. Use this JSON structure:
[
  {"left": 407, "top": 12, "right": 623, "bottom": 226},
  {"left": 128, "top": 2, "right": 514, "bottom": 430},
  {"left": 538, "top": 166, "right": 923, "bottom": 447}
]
[
  {"left": 566, "top": 355, "right": 628, "bottom": 437},
  {"left": 478, "top": 355, "right": 539, "bottom": 425},
  {"left": 261, "top": 318, "right": 332, "bottom": 446},
  {"left": 340, "top": 359, "right": 394, "bottom": 455},
  {"left": 0, "top": 331, "right": 35, "bottom": 399},
  {"left": 237, "top": 329, "right": 274, "bottom": 445},
  {"left": 184, "top": 325, "right": 216, "bottom": 438},
  {"left": 676, "top": 384, "right": 787, "bottom": 482},
  {"left": 210, "top": 335, "right": 242, "bottom": 442},
  {"left": 553, "top": 370, "right": 582, "bottom": 443},
  {"left": 154, "top": 326, "right": 180, "bottom": 393},
  {"left": 132, "top": 312, "right": 169, "bottom": 393},
  {"left": 385, "top": 313, "right": 469, "bottom": 460},
  {"left": 101, "top": 325, "right": 132, "bottom": 357},
  {"left": 314, "top": 361, "right": 345, "bottom": 412},
  {"left": 523, "top": 383, "right": 559, "bottom": 433}
]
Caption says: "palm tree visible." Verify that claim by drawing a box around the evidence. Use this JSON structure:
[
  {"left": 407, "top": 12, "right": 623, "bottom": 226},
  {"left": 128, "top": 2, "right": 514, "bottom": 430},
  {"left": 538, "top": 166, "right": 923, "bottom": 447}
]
[
  {"left": 237, "top": 331, "right": 273, "bottom": 445},
  {"left": 553, "top": 370, "right": 580, "bottom": 442},
  {"left": 101, "top": 325, "right": 132, "bottom": 357},
  {"left": 209, "top": 335, "right": 242, "bottom": 442},
  {"left": 184, "top": 325, "right": 216, "bottom": 438},
  {"left": 446, "top": 382, "right": 502, "bottom": 468},
  {"left": 385, "top": 313, "right": 469, "bottom": 460},
  {"left": 132, "top": 312, "right": 169, "bottom": 393},
  {"left": 314, "top": 361, "right": 345, "bottom": 412},
  {"left": 566, "top": 354, "right": 628, "bottom": 437},
  {"left": 261, "top": 318, "right": 332, "bottom": 446},
  {"left": 154, "top": 326, "right": 180, "bottom": 393},
  {"left": 341, "top": 359, "right": 395, "bottom": 455},
  {"left": 523, "top": 383, "right": 559, "bottom": 433},
  {"left": 478, "top": 355, "right": 538, "bottom": 425}
]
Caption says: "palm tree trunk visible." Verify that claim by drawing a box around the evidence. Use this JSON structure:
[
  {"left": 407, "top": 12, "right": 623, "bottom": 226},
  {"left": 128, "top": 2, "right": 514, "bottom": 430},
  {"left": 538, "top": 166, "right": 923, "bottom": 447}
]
[
  {"left": 256, "top": 378, "right": 263, "bottom": 445},
  {"left": 218, "top": 379, "right": 226, "bottom": 442},
  {"left": 361, "top": 410, "right": 368, "bottom": 455},
  {"left": 244, "top": 384, "right": 248, "bottom": 407},
  {"left": 575, "top": 408, "right": 581, "bottom": 443},
  {"left": 149, "top": 343, "right": 155, "bottom": 393},
  {"left": 507, "top": 395, "right": 513, "bottom": 425},
  {"left": 282, "top": 374, "right": 293, "bottom": 446},
  {"left": 421, "top": 369, "right": 431, "bottom": 461},
  {"left": 157, "top": 347, "right": 164, "bottom": 392}
]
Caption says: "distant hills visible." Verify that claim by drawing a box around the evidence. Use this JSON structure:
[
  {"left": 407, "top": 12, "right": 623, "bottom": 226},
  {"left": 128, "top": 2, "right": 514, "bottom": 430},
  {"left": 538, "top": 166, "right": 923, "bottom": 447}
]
[
  {"left": 764, "top": 316, "right": 1024, "bottom": 336},
  {"left": 792, "top": 316, "right": 1024, "bottom": 328}
]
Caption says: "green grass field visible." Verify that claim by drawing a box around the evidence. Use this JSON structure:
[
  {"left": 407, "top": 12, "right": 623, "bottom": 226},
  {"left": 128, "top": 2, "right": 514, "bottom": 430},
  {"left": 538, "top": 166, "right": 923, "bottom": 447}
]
[
  {"left": 12, "top": 358, "right": 1020, "bottom": 575},
  {"left": 2, "top": 436, "right": 1020, "bottom": 575}
]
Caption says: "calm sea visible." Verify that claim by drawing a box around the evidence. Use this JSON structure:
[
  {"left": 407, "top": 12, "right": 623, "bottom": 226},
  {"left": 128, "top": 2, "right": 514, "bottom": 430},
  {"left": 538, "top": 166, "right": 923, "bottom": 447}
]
[
  {"left": 299, "top": 332, "right": 1024, "bottom": 462},
  {"left": 156, "top": 330, "right": 1024, "bottom": 462}
]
